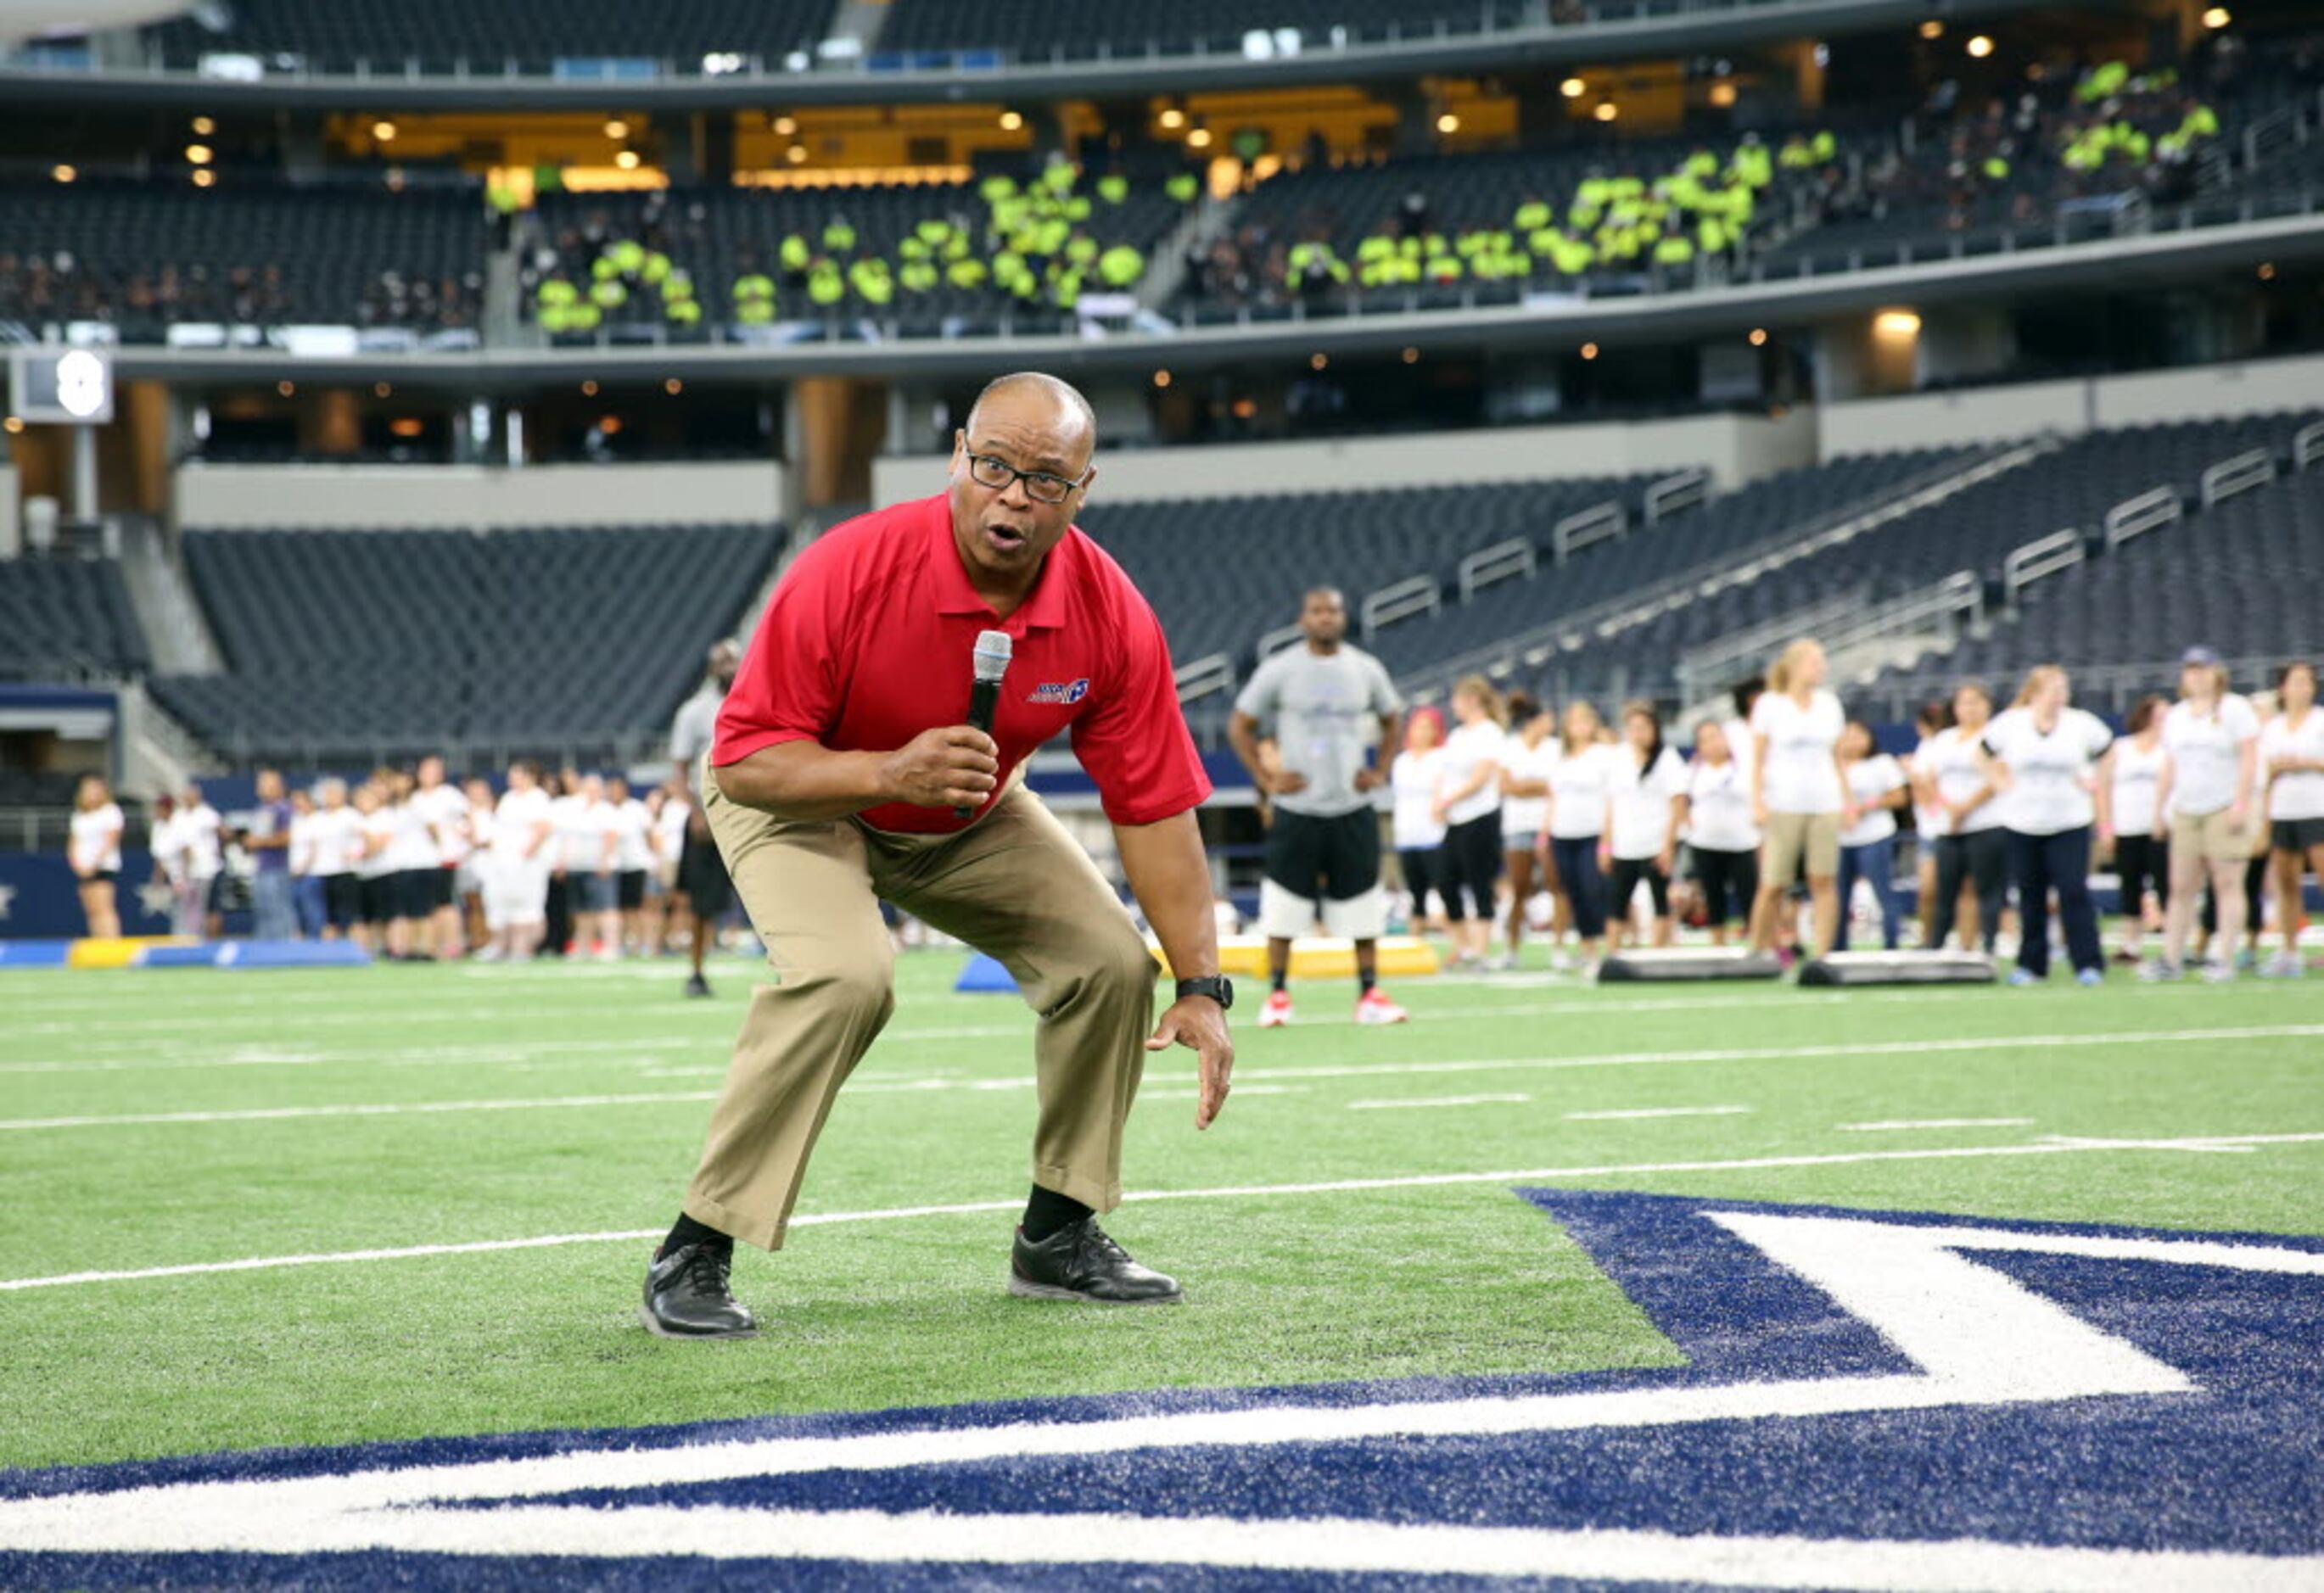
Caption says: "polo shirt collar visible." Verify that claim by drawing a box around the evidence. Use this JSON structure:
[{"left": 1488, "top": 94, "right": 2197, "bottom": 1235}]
[{"left": 925, "top": 495, "right": 1071, "bottom": 630}]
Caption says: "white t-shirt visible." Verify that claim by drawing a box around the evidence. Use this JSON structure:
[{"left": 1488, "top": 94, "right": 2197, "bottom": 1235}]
[
  {"left": 1749, "top": 690, "right": 1845, "bottom": 814},
  {"left": 1983, "top": 706, "right": 2113, "bottom": 836},
  {"left": 613, "top": 797, "right": 655, "bottom": 872},
  {"left": 2162, "top": 695, "right": 2262, "bottom": 817},
  {"left": 1606, "top": 745, "right": 1688, "bottom": 860},
  {"left": 414, "top": 783, "right": 473, "bottom": 866},
  {"left": 1436, "top": 720, "right": 1507, "bottom": 828},
  {"left": 466, "top": 802, "right": 496, "bottom": 856},
  {"left": 355, "top": 812, "right": 397, "bottom": 880},
  {"left": 288, "top": 810, "right": 317, "bottom": 876},
  {"left": 1390, "top": 748, "right": 1447, "bottom": 851},
  {"left": 576, "top": 799, "right": 622, "bottom": 874},
  {"left": 2263, "top": 710, "right": 2324, "bottom": 821},
  {"left": 386, "top": 800, "right": 439, "bottom": 873},
  {"left": 176, "top": 803, "right": 223, "bottom": 880},
  {"left": 1722, "top": 715, "right": 1757, "bottom": 784},
  {"left": 306, "top": 806, "right": 362, "bottom": 876},
  {"left": 2108, "top": 736, "right": 2164, "bottom": 837},
  {"left": 69, "top": 802, "right": 123, "bottom": 873},
  {"left": 1910, "top": 735, "right": 1947, "bottom": 836},
  {"left": 1840, "top": 754, "right": 1907, "bottom": 847},
  {"left": 1921, "top": 724, "right": 2004, "bottom": 835},
  {"left": 496, "top": 788, "right": 554, "bottom": 863},
  {"left": 1685, "top": 756, "right": 1761, "bottom": 853},
  {"left": 1546, "top": 741, "right": 1617, "bottom": 841},
  {"left": 1499, "top": 737, "right": 1558, "bottom": 840},
  {"left": 653, "top": 797, "right": 689, "bottom": 866}
]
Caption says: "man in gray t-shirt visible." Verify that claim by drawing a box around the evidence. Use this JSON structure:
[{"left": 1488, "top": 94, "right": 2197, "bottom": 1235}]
[
  {"left": 1228, "top": 587, "right": 1406, "bottom": 1026},
  {"left": 670, "top": 639, "right": 741, "bottom": 998}
]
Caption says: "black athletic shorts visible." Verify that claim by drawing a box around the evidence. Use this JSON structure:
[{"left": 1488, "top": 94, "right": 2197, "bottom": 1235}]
[
  {"left": 1609, "top": 854, "right": 1673, "bottom": 920},
  {"left": 618, "top": 869, "right": 648, "bottom": 911},
  {"left": 1689, "top": 845, "right": 1759, "bottom": 925},
  {"left": 1263, "top": 808, "right": 1381, "bottom": 901},
  {"left": 395, "top": 869, "right": 437, "bottom": 921},
  {"left": 2274, "top": 817, "right": 2324, "bottom": 852},
  {"left": 676, "top": 825, "right": 735, "bottom": 917},
  {"left": 359, "top": 875, "right": 398, "bottom": 926},
  {"left": 1437, "top": 811, "right": 1504, "bottom": 922},
  {"left": 428, "top": 867, "right": 457, "bottom": 912},
  {"left": 322, "top": 873, "right": 364, "bottom": 931}
]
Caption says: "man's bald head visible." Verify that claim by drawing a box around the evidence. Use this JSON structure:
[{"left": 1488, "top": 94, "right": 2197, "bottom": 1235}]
[{"left": 964, "top": 372, "right": 1097, "bottom": 458}]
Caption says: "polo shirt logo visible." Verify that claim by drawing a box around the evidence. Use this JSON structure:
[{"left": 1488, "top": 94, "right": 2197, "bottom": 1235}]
[{"left": 1028, "top": 679, "right": 1091, "bottom": 705}]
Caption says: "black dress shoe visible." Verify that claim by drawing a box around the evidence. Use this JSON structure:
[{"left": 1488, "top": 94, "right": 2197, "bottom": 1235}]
[
  {"left": 684, "top": 972, "right": 713, "bottom": 998},
  {"left": 1009, "top": 1218, "right": 1182, "bottom": 1305},
  {"left": 641, "top": 1242, "right": 758, "bottom": 1339}
]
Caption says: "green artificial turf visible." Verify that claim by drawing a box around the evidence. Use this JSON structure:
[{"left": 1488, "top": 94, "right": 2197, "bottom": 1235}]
[{"left": 1, "top": 950, "right": 2319, "bottom": 1473}]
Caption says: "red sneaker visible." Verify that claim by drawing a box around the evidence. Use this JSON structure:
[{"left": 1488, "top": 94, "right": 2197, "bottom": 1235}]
[
  {"left": 1355, "top": 987, "right": 1409, "bottom": 1025},
  {"left": 1257, "top": 988, "right": 1293, "bottom": 1028}
]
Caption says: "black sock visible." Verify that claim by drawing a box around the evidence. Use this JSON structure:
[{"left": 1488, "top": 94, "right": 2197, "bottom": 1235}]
[
  {"left": 1022, "top": 1184, "right": 1093, "bottom": 1243},
  {"left": 663, "top": 1212, "right": 729, "bottom": 1258},
  {"left": 1359, "top": 969, "right": 1377, "bottom": 995},
  {"left": 1271, "top": 970, "right": 1288, "bottom": 994}
]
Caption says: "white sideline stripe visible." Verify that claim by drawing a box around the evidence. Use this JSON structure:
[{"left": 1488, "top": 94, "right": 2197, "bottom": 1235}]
[
  {"left": 1565, "top": 1104, "right": 1754, "bottom": 1121},
  {"left": 7, "top": 1024, "right": 2320, "bottom": 1131},
  {"left": 1347, "top": 1093, "right": 1532, "bottom": 1110},
  {"left": 1840, "top": 1118, "right": 2037, "bottom": 1132},
  {"left": 6, "top": 1129, "right": 2322, "bottom": 1294}
]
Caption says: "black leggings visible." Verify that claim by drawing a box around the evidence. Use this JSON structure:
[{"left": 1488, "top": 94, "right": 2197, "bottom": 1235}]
[
  {"left": 1609, "top": 855, "right": 1672, "bottom": 924},
  {"left": 1932, "top": 828, "right": 2008, "bottom": 953},
  {"left": 2114, "top": 832, "right": 2170, "bottom": 917},
  {"left": 1437, "top": 813, "right": 1504, "bottom": 922},
  {"left": 2199, "top": 854, "right": 2269, "bottom": 936},
  {"left": 1399, "top": 847, "right": 1440, "bottom": 914},
  {"left": 1549, "top": 835, "right": 1606, "bottom": 939},
  {"left": 1690, "top": 846, "right": 1759, "bottom": 927}
]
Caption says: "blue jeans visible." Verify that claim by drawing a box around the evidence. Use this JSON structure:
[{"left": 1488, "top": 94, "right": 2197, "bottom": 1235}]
[
  {"left": 2008, "top": 825, "right": 2103, "bottom": 978},
  {"left": 294, "top": 875, "right": 328, "bottom": 938},
  {"left": 1548, "top": 836, "right": 1606, "bottom": 939},
  {"left": 1835, "top": 835, "right": 1901, "bottom": 951},
  {"left": 252, "top": 869, "right": 298, "bottom": 941}
]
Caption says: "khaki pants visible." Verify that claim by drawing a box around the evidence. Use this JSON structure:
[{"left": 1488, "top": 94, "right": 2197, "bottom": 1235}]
[{"left": 684, "top": 773, "right": 1158, "bottom": 1252}]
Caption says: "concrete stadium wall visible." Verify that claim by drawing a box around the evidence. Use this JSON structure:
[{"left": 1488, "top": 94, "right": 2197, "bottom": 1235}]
[
  {"left": 870, "top": 407, "right": 1819, "bottom": 508},
  {"left": 0, "top": 464, "right": 18, "bottom": 556},
  {"left": 173, "top": 461, "right": 788, "bottom": 530},
  {"left": 1817, "top": 351, "right": 2324, "bottom": 458}
]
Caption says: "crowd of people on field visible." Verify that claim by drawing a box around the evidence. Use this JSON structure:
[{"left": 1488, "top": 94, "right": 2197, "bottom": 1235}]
[{"left": 1386, "top": 646, "right": 2324, "bottom": 982}]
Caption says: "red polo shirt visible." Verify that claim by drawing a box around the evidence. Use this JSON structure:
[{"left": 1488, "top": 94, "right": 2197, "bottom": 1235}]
[{"left": 714, "top": 493, "right": 1212, "bottom": 835}]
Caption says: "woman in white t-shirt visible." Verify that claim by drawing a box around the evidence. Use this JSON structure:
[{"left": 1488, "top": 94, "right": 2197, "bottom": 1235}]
[
  {"left": 2262, "top": 661, "right": 2324, "bottom": 978},
  {"left": 67, "top": 774, "right": 125, "bottom": 940},
  {"left": 288, "top": 787, "right": 326, "bottom": 941},
  {"left": 1907, "top": 700, "right": 1953, "bottom": 952},
  {"left": 1834, "top": 721, "right": 1908, "bottom": 953},
  {"left": 1390, "top": 707, "right": 1450, "bottom": 935},
  {"left": 458, "top": 776, "right": 499, "bottom": 953},
  {"left": 2095, "top": 695, "right": 2170, "bottom": 964},
  {"left": 1430, "top": 676, "right": 1509, "bottom": 968},
  {"left": 1495, "top": 694, "right": 1562, "bottom": 970},
  {"left": 1747, "top": 638, "right": 1846, "bottom": 961},
  {"left": 306, "top": 777, "right": 364, "bottom": 941},
  {"left": 609, "top": 775, "right": 656, "bottom": 958},
  {"left": 350, "top": 779, "right": 400, "bottom": 958},
  {"left": 486, "top": 759, "right": 556, "bottom": 959},
  {"left": 650, "top": 784, "right": 691, "bottom": 953},
  {"left": 2152, "top": 647, "right": 2262, "bottom": 981},
  {"left": 1542, "top": 701, "right": 1616, "bottom": 963},
  {"left": 1983, "top": 665, "right": 2114, "bottom": 985},
  {"left": 1922, "top": 682, "right": 2008, "bottom": 954},
  {"left": 1600, "top": 701, "right": 1687, "bottom": 952},
  {"left": 1678, "top": 718, "right": 1761, "bottom": 946}
]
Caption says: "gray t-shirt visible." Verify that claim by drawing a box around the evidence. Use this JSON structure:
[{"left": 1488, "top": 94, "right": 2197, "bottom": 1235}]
[
  {"left": 669, "top": 686, "right": 721, "bottom": 771},
  {"left": 1234, "top": 643, "right": 1403, "bottom": 818}
]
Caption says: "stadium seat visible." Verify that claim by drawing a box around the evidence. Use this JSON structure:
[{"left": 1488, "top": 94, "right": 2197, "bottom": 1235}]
[{"left": 0, "top": 557, "right": 151, "bottom": 679}]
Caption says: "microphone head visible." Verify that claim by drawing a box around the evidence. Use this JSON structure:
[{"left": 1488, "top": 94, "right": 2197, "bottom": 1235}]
[{"left": 972, "top": 629, "right": 1013, "bottom": 684}]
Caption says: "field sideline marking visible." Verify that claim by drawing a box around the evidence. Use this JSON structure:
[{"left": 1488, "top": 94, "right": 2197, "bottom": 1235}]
[
  {"left": 1565, "top": 1105, "right": 1755, "bottom": 1121},
  {"left": 5, "top": 1024, "right": 2320, "bottom": 1132},
  {"left": 4, "top": 1129, "right": 2322, "bottom": 1294},
  {"left": 1840, "top": 1118, "right": 2036, "bottom": 1132},
  {"left": 1347, "top": 1093, "right": 1533, "bottom": 1110}
]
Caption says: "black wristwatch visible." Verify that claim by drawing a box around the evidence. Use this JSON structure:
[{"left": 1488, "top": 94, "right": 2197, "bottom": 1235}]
[{"left": 1174, "top": 975, "right": 1235, "bottom": 1011}]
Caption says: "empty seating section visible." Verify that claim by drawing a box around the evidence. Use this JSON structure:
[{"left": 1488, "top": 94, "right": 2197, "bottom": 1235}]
[
  {"left": 0, "top": 559, "right": 149, "bottom": 677},
  {"left": 1079, "top": 476, "right": 1646, "bottom": 667},
  {"left": 873, "top": 0, "right": 1532, "bottom": 60},
  {"left": 144, "top": 0, "right": 832, "bottom": 73},
  {"left": 1871, "top": 467, "right": 2324, "bottom": 702},
  {"left": 1357, "top": 450, "right": 1963, "bottom": 680},
  {"left": 148, "top": 524, "right": 781, "bottom": 760},
  {"left": 0, "top": 181, "right": 483, "bottom": 336}
]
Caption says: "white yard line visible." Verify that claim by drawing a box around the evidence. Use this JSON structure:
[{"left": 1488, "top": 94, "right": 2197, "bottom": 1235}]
[
  {"left": 1839, "top": 1118, "right": 2037, "bottom": 1132},
  {"left": 1565, "top": 1104, "right": 1755, "bottom": 1121},
  {"left": 4, "top": 1130, "right": 2322, "bottom": 1294},
  {"left": 1347, "top": 1093, "right": 1534, "bottom": 1110}
]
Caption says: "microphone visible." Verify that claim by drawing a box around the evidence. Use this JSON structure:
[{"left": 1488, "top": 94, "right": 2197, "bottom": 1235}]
[{"left": 956, "top": 629, "right": 1012, "bottom": 819}]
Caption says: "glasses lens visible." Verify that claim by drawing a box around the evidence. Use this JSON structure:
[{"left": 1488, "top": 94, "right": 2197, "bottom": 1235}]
[
  {"left": 970, "top": 456, "right": 1010, "bottom": 489},
  {"left": 1024, "top": 474, "right": 1069, "bottom": 505}
]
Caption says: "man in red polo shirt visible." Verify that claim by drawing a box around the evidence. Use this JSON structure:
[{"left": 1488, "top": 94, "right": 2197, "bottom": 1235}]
[{"left": 643, "top": 372, "right": 1236, "bottom": 1338}]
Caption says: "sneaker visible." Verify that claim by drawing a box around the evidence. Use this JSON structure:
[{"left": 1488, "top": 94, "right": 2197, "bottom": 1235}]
[
  {"left": 2236, "top": 947, "right": 2260, "bottom": 975},
  {"left": 684, "top": 971, "right": 713, "bottom": 998},
  {"left": 1481, "top": 953, "right": 1515, "bottom": 973},
  {"left": 1257, "top": 988, "right": 1293, "bottom": 1028},
  {"left": 2261, "top": 952, "right": 2306, "bottom": 979},
  {"left": 1355, "top": 987, "right": 1409, "bottom": 1026},
  {"left": 1009, "top": 1217, "right": 1181, "bottom": 1305},
  {"left": 641, "top": 1242, "right": 757, "bottom": 1339},
  {"left": 2076, "top": 968, "right": 2106, "bottom": 987},
  {"left": 2007, "top": 968, "right": 2042, "bottom": 987},
  {"left": 2137, "top": 960, "right": 2185, "bottom": 983},
  {"left": 2202, "top": 960, "right": 2238, "bottom": 984}
]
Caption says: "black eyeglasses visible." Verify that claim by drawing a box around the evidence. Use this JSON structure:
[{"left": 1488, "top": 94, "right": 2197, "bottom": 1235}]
[{"left": 966, "top": 452, "right": 1088, "bottom": 506}]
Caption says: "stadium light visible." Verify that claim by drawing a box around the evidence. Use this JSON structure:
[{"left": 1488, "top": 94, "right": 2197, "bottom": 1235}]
[
  {"left": 1152, "top": 370, "right": 1171, "bottom": 388},
  {"left": 605, "top": 118, "right": 629, "bottom": 140},
  {"left": 51, "top": 164, "right": 75, "bottom": 182},
  {"left": 614, "top": 150, "right": 641, "bottom": 170},
  {"left": 1965, "top": 35, "right": 1994, "bottom": 57},
  {"left": 1709, "top": 81, "right": 1737, "bottom": 109},
  {"left": 1309, "top": 352, "right": 1329, "bottom": 371},
  {"left": 1560, "top": 76, "right": 1587, "bottom": 98},
  {"left": 373, "top": 382, "right": 392, "bottom": 398},
  {"left": 1918, "top": 19, "right": 1943, "bottom": 38},
  {"left": 664, "top": 377, "right": 684, "bottom": 395},
  {"left": 1158, "top": 106, "right": 1186, "bottom": 131},
  {"left": 787, "top": 143, "right": 809, "bottom": 164},
  {"left": 1593, "top": 102, "right": 1618, "bottom": 122},
  {"left": 999, "top": 110, "right": 1024, "bottom": 131},
  {"left": 2202, "top": 5, "right": 2230, "bottom": 25},
  {"left": 772, "top": 115, "right": 798, "bottom": 136},
  {"left": 185, "top": 143, "right": 212, "bottom": 165},
  {"left": 1874, "top": 309, "right": 1922, "bottom": 337},
  {"left": 1402, "top": 346, "right": 1420, "bottom": 364},
  {"left": 277, "top": 380, "right": 294, "bottom": 396},
  {"left": 580, "top": 379, "right": 599, "bottom": 396},
  {"left": 1580, "top": 342, "right": 1599, "bottom": 360},
  {"left": 1186, "top": 126, "right": 1214, "bottom": 148},
  {"left": 2258, "top": 261, "right": 2276, "bottom": 281},
  {"left": 1436, "top": 112, "right": 1460, "bottom": 134},
  {"left": 190, "top": 115, "right": 215, "bottom": 134},
  {"left": 1749, "top": 327, "right": 1769, "bottom": 346},
  {"left": 191, "top": 169, "right": 216, "bottom": 187},
  {"left": 3, "top": 416, "right": 22, "bottom": 434},
  {"left": 372, "top": 119, "right": 397, "bottom": 142}
]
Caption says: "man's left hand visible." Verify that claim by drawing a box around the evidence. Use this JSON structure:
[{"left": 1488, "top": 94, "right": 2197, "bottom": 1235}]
[
  {"left": 1352, "top": 767, "right": 1385, "bottom": 793},
  {"left": 1145, "top": 996, "right": 1235, "bottom": 1129}
]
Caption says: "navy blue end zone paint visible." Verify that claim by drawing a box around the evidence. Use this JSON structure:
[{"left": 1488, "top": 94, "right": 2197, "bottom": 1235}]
[{"left": 4, "top": 1190, "right": 2320, "bottom": 1590}]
